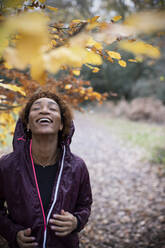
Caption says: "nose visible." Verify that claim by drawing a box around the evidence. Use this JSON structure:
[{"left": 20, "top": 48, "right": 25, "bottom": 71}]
[{"left": 39, "top": 104, "right": 50, "bottom": 114}]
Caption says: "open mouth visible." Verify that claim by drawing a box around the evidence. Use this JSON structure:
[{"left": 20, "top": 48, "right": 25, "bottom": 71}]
[{"left": 37, "top": 118, "right": 53, "bottom": 124}]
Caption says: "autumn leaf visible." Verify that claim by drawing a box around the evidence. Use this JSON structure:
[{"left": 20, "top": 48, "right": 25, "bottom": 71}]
[
  {"left": 84, "top": 50, "right": 102, "bottom": 65},
  {"left": 2, "top": 0, "right": 25, "bottom": 9},
  {"left": 92, "top": 67, "right": 100, "bottom": 73},
  {"left": 3, "top": 12, "right": 50, "bottom": 84},
  {"left": 3, "top": 61, "right": 13, "bottom": 69},
  {"left": 0, "top": 38, "right": 9, "bottom": 57},
  {"left": 65, "top": 84, "right": 72, "bottom": 90},
  {"left": 39, "top": 0, "right": 46, "bottom": 3},
  {"left": 128, "top": 59, "right": 138, "bottom": 63},
  {"left": 112, "top": 16, "right": 122, "bottom": 22},
  {"left": 119, "top": 40, "right": 160, "bottom": 58},
  {"left": 124, "top": 11, "right": 165, "bottom": 34},
  {"left": 0, "top": 83, "right": 26, "bottom": 96},
  {"left": 107, "top": 51, "right": 121, "bottom": 60},
  {"left": 118, "top": 60, "right": 127, "bottom": 67},
  {"left": 87, "top": 37, "right": 103, "bottom": 50},
  {"left": 71, "top": 19, "right": 85, "bottom": 24},
  {"left": 88, "top": 16, "right": 100, "bottom": 23},
  {"left": 46, "top": 6, "right": 58, "bottom": 12},
  {"left": 73, "top": 69, "right": 80, "bottom": 76}
]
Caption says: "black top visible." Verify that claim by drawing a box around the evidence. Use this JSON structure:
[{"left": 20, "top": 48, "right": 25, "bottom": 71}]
[{"left": 34, "top": 163, "right": 58, "bottom": 213}]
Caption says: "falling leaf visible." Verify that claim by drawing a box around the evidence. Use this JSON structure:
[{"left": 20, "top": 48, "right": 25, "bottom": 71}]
[
  {"left": 46, "top": 6, "right": 58, "bottom": 12},
  {"left": 88, "top": 16, "right": 100, "bottom": 23},
  {"left": 124, "top": 11, "right": 165, "bottom": 34},
  {"left": 73, "top": 69, "right": 80, "bottom": 76},
  {"left": 118, "top": 60, "right": 127, "bottom": 67},
  {"left": 107, "top": 51, "right": 121, "bottom": 60},
  {"left": 3, "top": 0, "right": 25, "bottom": 9},
  {"left": 0, "top": 37, "right": 9, "bottom": 57},
  {"left": 39, "top": 0, "right": 46, "bottom": 3},
  {"left": 128, "top": 59, "right": 138, "bottom": 63},
  {"left": 87, "top": 37, "right": 103, "bottom": 50},
  {"left": 3, "top": 12, "right": 50, "bottom": 84},
  {"left": 65, "top": 84, "right": 72, "bottom": 90},
  {"left": 112, "top": 16, "right": 122, "bottom": 22},
  {"left": 51, "top": 40, "right": 57, "bottom": 46},
  {"left": 0, "top": 83, "right": 26, "bottom": 96},
  {"left": 71, "top": 19, "right": 84, "bottom": 24},
  {"left": 120, "top": 40, "right": 160, "bottom": 58},
  {"left": 4, "top": 62, "right": 13, "bottom": 69},
  {"left": 92, "top": 67, "right": 100, "bottom": 73},
  {"left": 84, "top": 51, "right": 102, "bottom": 65},
  {"left": 160, "top": 76, "right": 165, "bottom": 81}
]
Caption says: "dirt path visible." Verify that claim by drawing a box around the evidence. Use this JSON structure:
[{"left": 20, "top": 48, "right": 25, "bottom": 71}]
[{"left": 71, "top": 111, "right": 165, "bottom": 248}]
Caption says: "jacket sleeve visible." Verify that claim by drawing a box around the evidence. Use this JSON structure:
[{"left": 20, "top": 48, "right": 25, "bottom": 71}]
[
  {"left": 73, "top": 161, "right": 92, "bottom": 232},
  {"left": 0, "top": 163, "right": 24, "bottom": 247}
]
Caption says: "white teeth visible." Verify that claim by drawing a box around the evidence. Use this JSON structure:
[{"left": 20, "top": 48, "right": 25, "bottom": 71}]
[{"left": 38, "top": 118, "right": 51, "bottom": 123}]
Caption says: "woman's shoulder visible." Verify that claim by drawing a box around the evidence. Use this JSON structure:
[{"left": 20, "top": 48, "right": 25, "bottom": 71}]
[
  {"left": 69, "top": 152, "right": 88, "bottom": 171},
  {"left": 0, "top": 151, "right": 17, "bottom": 170},
  {"left": 70, "top": 152, "right": 85, "bottom": 164}
]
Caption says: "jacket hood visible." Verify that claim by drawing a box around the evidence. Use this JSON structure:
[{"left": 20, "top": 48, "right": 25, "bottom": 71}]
[{"left": 13, "top": 118, "right": 75, "bottom": 151}]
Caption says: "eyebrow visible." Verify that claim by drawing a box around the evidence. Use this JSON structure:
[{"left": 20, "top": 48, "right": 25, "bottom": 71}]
[{"left": 33, "top": 101, "right": 58, "bottom": 106}]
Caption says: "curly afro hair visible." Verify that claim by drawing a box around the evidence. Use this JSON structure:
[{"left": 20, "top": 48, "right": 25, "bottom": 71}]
[{"left": 20, "top": 91, "right": 73, "bottom": 143}]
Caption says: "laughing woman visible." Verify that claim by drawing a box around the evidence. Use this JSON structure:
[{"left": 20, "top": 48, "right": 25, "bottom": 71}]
[{"left": 0, "top": 91, "right": 92, "bottom": 248}]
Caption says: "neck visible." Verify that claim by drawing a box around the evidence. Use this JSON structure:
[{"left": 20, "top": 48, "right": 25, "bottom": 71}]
[{"left": 31, "top": 134, "right": 59, "bottom": 166}]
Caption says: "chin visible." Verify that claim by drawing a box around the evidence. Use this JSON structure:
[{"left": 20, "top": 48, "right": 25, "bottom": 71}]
[{"left": 32, "top": 130, "right": 57, "bottom": 136}]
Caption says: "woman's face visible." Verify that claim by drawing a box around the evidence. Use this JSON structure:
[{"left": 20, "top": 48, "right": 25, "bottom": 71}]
[{"left": 27, "top": 97, "right": 63, "bottom": 136}]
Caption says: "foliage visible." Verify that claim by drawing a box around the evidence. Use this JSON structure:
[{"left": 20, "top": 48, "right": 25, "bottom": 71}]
[{"left": 0, "top": 0, "right": 165, "bottom": 146}]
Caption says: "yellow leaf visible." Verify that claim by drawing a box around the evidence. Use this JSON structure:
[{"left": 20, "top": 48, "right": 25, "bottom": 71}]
[
  {"left": 65, "top": 84, "right": 72, "bottom": 90},
  {"left": 85, "top": 64, "right": 94, "bottom": 69},
  {"left": 124, "top": 11, "right": 165, "bottom": 34},
  {"left": 112, "top": 16, "right": 122, "bottom": 22},
  {"left": 12, "top": 106, "right": 22, "bottom": 115},
  {"left": 88, "top": 16, "right": 100, "bottom": 23},
  {"left": 0, "top": 38, "right": 9, "bottom": 57},
  {"left": 71, "top": 19, "right": 84, "bottom": 24},
  {"left": 73, "top": 69, "right": 80, "bottom": 76},
  {"left": 160, "top": 76, "right": 165, "bottom": 81},
  {"left": 3, "top": 0, "right": 25, "bottom": 8},
  {"left": 54, "top": 35, "right": 60, "bottom": 39},
  {"left": 39, "top": 0, "right": 46, "bottom": 3},
  {"left": 46, "top": 6, "right": 58, "bottom": 12},
  {"left": 4, "top": 12, "right": 50, "bottom": 84},
  {"left": 0, "top": 83, "right": 26, "bottom": 96},
  {"left": 51, "top": 40, "right": 57, "bottom": 46},
  {"left": 4, "top": 47, "right": 27, "bottom": 70},
  {"left": 118, "top": 60, "right": 127, "bottom": 67},
  {"left": 92, "top": 67, "right": 100, "bottom": 73},
  {"left": 128, "top": 59, "right": 138, "bottom": 63},
  {"left": 107, "top": 51, "right": 121, "bottom": 60},
  {"left": 4, "top": 62, "right": 13, "bottom": 69},
  {"left": 120, "top": 40, "right": 160, "bottom": 59},
  {"left": 87, "top": 37, "right": 102, "bottom": 50},
  {"left": 84, "top": 51, "right": 102, "bottom": 65},
  {"left": 86, "top": 23, "right": 100, "bottom": 30}
]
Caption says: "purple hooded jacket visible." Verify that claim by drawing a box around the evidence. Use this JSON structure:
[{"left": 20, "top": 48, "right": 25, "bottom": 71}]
[{"left": 0, "top": 119, "right": 92, "bottom": 248}]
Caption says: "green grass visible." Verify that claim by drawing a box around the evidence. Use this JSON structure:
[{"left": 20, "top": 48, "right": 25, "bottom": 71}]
[{"left": 93, "top": 114, "right": 165, "bottom": 164}]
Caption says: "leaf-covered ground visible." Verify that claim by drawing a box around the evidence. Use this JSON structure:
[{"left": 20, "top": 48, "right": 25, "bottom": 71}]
[
  {"left": 71, "top": 111, "right": 165, "bottom": 248},
  {"left": 0, "top": 110, "right": 165, "bottom": 248}
]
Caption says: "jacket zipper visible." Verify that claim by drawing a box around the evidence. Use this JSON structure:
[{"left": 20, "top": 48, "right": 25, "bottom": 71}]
[{"left": 29, "top": 140, "right": 66, "bottom": 248}]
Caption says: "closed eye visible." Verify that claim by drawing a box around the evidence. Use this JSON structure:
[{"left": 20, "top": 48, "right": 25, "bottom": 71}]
[
  {"left": 49, "top": 108, "right": 58, "bottom": 111},
  {"left": 31, "top": 107, "right": 40, "bottom": 111}
]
